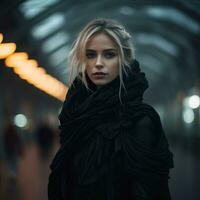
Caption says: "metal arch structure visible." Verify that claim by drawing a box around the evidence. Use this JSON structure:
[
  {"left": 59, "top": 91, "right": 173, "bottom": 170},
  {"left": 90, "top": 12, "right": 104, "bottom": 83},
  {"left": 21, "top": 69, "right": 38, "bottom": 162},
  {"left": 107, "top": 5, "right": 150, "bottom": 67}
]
[{"left": 0, "top": 0, "right": 200, "bottom": 108}]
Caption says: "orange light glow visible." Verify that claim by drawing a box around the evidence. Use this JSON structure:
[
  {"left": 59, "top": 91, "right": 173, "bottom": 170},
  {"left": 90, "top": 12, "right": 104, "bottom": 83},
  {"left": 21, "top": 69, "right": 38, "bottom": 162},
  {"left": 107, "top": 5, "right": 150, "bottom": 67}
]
[
  {"left": 37, "top": 67, "right": 46, "bottom": 74},
  {"left": 0, "top": 43, "right": 16, "bottom": 59},
  {"left": 0, "top": 33, "right": 3, "bottom": 43},
  {"left": 4, "top": 49, "right": 67, "bottom": 101},
  {"left": 5, "top": 52, "right": 28, "bottom": 67}
]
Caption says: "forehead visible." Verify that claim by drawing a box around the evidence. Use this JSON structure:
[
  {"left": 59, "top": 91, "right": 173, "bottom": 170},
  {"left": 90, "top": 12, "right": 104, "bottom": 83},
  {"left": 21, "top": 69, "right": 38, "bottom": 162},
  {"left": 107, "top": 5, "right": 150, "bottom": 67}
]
[{"left": 86, "top": 32, "right": 117, "bottom": 50}]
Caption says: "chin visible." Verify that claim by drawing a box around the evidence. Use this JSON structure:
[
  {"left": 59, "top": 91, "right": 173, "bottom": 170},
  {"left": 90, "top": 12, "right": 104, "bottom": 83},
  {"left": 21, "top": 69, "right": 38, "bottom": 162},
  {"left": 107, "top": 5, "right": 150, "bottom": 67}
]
[{"left": 92, "top": 80, "right": 108, "bottom": 87}]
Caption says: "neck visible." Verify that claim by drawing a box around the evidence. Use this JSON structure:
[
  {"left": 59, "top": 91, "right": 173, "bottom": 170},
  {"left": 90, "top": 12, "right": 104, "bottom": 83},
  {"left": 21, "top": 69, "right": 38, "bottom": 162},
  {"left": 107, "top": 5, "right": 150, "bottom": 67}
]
[{"left": 97, "top": 85, "right": 102, "bottom": 89}]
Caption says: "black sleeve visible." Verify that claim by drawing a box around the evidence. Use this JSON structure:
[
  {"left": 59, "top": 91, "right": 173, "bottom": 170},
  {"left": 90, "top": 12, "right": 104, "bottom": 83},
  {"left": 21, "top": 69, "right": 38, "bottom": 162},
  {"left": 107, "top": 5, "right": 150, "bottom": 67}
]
[
  {"left": 133, "top": 116, "right": 159, "bottom": 148},
  {"left": 131, "top": 116, "right": 171, "bottom": 200},
  {"left": 131, "top": 177, "right": 171, "bottom": 200}
]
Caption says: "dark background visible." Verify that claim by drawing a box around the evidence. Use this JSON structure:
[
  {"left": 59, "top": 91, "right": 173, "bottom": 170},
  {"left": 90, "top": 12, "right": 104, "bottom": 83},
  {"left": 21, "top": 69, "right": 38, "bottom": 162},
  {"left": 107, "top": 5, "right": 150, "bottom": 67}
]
[{"left": 0, "top": 0, "right": 200, "bottom": 199}]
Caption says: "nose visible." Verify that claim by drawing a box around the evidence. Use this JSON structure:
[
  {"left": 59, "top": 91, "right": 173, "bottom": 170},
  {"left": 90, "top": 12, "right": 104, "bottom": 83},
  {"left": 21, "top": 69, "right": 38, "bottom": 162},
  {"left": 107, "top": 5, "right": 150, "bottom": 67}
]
[{"left": 95, "top": 55, "right": 104, "bottom": 69}]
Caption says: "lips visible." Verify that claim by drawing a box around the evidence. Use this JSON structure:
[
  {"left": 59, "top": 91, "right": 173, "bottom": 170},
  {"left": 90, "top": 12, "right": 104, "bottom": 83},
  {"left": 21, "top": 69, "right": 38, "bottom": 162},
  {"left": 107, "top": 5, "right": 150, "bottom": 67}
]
[
  {"left": 92, "top": 72, "right": 107, "bottom": 79},
  {"left": 93, "top": 72, "right": 107, "bottom": 75}
]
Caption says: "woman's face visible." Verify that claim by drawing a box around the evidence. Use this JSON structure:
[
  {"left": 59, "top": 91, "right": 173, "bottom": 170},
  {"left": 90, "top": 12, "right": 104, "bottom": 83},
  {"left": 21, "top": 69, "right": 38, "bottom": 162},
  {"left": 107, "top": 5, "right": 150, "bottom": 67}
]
[{"left": 85, "top": 32, "right": 119, "bottom": 88}]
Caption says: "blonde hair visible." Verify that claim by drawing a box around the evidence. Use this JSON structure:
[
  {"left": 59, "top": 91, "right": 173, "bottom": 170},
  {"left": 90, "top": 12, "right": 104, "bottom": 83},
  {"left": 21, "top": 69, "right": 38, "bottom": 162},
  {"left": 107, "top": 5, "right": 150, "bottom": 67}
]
[{"left": 68, "top": 18, "right": 135, "bottom": 99}]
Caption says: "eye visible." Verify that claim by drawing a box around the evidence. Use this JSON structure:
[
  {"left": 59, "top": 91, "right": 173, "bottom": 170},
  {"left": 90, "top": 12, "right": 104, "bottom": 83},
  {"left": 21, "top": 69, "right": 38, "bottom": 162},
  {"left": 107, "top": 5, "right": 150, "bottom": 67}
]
[
  {"left": 86, "top": 52, "right": 96, "bottom": 59},
  {"left": 104, "top": 52, "right": 116, "bottom": 58}
]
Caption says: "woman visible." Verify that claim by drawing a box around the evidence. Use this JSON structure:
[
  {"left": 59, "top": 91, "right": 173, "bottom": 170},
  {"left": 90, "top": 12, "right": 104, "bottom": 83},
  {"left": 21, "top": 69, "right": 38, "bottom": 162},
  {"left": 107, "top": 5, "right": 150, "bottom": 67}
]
[{"left": 48, "top": 18, "right": 174, "bottom": 200}]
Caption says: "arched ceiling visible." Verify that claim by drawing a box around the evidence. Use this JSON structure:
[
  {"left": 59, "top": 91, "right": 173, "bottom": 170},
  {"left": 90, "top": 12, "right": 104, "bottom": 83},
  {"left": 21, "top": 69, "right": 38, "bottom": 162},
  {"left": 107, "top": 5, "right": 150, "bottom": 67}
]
[{"left": 0, "top": 0, "right": 200, "bottom": 110}]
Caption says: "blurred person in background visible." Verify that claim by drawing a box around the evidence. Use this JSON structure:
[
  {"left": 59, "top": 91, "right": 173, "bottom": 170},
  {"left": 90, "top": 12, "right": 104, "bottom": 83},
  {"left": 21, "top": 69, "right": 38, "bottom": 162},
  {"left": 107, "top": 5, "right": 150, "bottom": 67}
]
[
  {"left": 36, "top": 123, "right": 55, "bottom": 160},
  {"left": 2, "top": 123, "right": 24, "bottom": 200},
  {"left": 3, "top": 123, "right": 24, "bottom": 179},
  {"left": 48, "top": 18, "right": 174, "bottom": 200}
]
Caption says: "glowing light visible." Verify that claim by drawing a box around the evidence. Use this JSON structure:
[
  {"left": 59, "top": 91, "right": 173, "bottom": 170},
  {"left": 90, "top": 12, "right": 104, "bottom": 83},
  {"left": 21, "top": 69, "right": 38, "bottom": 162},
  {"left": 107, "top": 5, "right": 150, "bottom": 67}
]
[
  {"left": 32, "top": 13, "right": 65, "bottom": 39},
  {"left": 14, "top": 114, "right": 28, "bottom": 128},
  {"left": 19, "top": 0, "right": 60, "bottom": 19},
  {"left": 5, "top": 52, "right": 28, "bottom": 67},
  {"left": 0, "top": 43, "right": 16, "bottom": 59},
  {"left": 4, "top": 52, "right": 67, "bottom": 101},
  {"left": 42, "top": 32, "right": 69, "bottom": 53},
  {"left": 183, "top": 108, "right": 194, "bottom": 124},
  {"left": 37, "top": 67, "right": 46, "bottom": 74},
  {"left": 0, "top": 33, "right": 3, "bottom": 43},
  {"left": 188, "top": 95, "right": 200, "bottom": 109}
]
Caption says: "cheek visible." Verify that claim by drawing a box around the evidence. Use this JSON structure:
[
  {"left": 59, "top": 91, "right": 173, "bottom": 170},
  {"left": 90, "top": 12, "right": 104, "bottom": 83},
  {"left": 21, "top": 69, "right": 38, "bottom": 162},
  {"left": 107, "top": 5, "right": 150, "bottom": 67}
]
[
  {"left": 85, "top": 64, "right": 92, "bottom": 74},
  {"left": 110, "top": 61, "right": 119, "bottom": 75}
]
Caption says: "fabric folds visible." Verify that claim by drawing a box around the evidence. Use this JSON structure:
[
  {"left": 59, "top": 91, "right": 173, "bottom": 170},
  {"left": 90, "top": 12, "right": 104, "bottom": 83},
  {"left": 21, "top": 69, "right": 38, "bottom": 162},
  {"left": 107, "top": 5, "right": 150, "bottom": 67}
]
[{"left": 48, "top": 59, "right": 174, "bottom": 200}]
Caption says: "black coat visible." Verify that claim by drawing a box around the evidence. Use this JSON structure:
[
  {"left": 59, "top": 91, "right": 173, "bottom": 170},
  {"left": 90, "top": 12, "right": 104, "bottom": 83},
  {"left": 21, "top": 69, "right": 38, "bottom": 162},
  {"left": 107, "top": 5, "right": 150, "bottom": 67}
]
[{"left": 48, "top": 59, "right": 174, "bottom": 200}]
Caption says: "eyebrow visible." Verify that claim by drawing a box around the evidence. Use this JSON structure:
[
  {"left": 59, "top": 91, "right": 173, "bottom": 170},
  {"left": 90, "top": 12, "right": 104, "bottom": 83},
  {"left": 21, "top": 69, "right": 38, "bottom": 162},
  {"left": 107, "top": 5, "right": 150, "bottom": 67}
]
[{"left": 86, "top": 48, "right": 117, "bottom": 52}]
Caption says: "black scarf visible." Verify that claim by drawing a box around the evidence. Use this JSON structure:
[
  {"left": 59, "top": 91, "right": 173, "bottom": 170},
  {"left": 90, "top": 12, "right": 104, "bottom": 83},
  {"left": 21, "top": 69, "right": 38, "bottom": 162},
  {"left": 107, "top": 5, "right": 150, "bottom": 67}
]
[{"left": 48, "top": 59, "right": 174, "bottom": 199}]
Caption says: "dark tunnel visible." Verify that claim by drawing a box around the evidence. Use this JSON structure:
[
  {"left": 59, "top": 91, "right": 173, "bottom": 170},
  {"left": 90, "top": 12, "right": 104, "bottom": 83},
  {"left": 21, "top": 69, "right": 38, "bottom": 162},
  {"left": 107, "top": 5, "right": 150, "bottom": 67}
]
[{"left": 0, "top": 0, "right": 200, "bottom": 199}]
